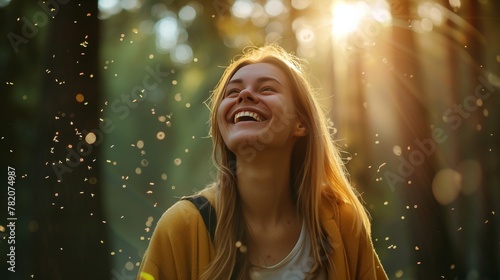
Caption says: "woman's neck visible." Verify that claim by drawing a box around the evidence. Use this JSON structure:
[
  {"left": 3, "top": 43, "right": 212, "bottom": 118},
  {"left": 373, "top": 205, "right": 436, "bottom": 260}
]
[{"left": 235, "top": 150, "right": 297, "bottom": 227}]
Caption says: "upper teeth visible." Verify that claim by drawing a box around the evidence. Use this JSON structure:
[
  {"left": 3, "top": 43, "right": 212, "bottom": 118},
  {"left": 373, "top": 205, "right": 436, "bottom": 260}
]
[{"left": 234, "top": 111, "right": 264, "bottom": 123}]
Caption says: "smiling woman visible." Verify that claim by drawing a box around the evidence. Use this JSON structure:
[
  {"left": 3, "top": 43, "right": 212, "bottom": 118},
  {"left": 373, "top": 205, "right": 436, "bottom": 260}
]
[
  {"left": 217, "top": 62, "right": 302, "bottom": 161},
  {"left": 137, "top": 44, "right": 388, "bottom": 280}
]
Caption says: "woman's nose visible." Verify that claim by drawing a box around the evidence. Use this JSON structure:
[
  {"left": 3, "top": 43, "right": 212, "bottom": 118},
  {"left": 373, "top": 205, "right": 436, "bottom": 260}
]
[{"left": 237, "top": 89, "right": 259, "bottom": 104}]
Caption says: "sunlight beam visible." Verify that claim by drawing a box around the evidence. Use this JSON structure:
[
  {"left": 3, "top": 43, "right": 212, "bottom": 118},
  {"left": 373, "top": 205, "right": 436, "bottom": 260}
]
[{"left": 331, "top": 1, "right": 369, "bottom": 36}]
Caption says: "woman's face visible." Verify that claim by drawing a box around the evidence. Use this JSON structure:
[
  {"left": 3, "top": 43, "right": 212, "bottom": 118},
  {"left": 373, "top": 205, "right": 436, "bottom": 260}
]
[{"left": 217, "top": 62, "right": 303, "bottom": 158}]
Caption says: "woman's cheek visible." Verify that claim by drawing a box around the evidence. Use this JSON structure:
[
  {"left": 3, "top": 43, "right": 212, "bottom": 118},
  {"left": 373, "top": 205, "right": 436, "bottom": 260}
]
[
  {"left": 216, "top": 101, "right": 231, "bottom": 131},
  {"left": 216, "top": 101, "right": 227, "bottom": 121}
]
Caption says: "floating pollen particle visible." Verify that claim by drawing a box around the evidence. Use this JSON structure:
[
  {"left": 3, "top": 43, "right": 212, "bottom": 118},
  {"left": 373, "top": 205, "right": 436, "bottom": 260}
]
[{"left": 76, "top": 93, "right": 85, "bottom": 102}]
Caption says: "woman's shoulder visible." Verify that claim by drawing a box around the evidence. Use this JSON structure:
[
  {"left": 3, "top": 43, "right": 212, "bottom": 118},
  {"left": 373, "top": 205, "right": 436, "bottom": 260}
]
[
  {"left": 320, "top": 189, "right": 362, "bottom": 233},
  {"left": 320, "top": 197, "right": 356, "bottom": 219},
  {"left": 141, "top": 188, "right": 217, "bottom": 279},
  {"left": 156, "top": 185, "right": 218, "bottom": 233},
  {"left": 155, "top": 199, "right": 199, "bottom": 234},
  {"left": 196, "top": 184, "right": 218, "bottom": 205}
]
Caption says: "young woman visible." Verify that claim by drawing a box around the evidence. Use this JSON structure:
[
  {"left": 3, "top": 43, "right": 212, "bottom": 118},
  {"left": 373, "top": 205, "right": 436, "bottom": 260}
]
[{"left": 137, "top": 44, "right": 388, "bottom": 280}]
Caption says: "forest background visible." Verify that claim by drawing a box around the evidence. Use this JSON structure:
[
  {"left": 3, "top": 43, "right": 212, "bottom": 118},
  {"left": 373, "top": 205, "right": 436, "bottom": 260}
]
[{"left": 1, "top": 0, "right": 499, "bottom": 279}]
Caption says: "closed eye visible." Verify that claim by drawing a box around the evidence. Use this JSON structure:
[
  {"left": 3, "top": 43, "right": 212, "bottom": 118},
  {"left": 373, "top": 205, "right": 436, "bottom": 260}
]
[
  {"left": 225, "top": 88, "right": 240, "bottom": 97},
  {"left": 260, "top": 86, "right": 277, "bottom": 93}
]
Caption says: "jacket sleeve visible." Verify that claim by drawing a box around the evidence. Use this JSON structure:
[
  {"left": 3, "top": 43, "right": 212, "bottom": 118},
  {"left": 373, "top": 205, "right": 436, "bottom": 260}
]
[
  {"left": 137, "top": 200, "right": 212, "bottom": 280},
  {"left": 337, "top": 202, "right": 388, "bottom": 280}
]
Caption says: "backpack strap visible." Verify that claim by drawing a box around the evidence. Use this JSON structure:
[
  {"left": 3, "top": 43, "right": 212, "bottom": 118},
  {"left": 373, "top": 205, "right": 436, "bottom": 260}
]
[
  {"left": 181, "top": 195, "right": 217, "bottom": 243},
  {"left": 182, "top": 195, "right": 240, "bottom": 279}
]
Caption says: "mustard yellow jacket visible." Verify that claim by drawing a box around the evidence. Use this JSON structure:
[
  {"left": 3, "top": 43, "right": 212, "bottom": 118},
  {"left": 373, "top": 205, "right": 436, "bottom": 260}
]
[{"left": 137, "top": 187, "right": 388, "bottom": 280}]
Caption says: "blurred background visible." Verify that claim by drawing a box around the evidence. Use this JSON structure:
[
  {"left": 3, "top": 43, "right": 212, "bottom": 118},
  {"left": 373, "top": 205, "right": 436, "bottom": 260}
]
[{"left": 1, "top": 0, "right": 499, "bottom": 279}]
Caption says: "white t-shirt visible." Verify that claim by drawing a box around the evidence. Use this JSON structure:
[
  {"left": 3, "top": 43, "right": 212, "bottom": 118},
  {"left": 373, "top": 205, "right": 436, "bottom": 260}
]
[{"left": 249, "top": 220, "right": 327, "bottom": 280}]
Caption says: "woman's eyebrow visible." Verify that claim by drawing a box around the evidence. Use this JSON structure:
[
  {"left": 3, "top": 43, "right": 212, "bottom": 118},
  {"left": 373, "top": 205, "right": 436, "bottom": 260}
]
[
  {"left": 227, "top": 78, "right": 243, "bottom": 85},
  {"left": 227, "top": 76, "right": 283, "bottom": 85}
]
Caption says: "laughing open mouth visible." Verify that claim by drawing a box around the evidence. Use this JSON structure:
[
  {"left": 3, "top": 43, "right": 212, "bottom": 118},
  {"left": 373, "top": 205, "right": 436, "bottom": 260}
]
[{"left": 234, "top": 111, "right": 265, "bottom": 124}]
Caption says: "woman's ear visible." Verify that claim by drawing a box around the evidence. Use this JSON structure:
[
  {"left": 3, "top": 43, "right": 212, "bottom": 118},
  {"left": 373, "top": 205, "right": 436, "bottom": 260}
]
[{"left": 293, "top": 122, "right": 308, "bottom": 137}]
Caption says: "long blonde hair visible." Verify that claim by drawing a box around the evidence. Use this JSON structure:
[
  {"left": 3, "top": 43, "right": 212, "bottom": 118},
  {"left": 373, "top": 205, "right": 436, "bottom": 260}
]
[{"left": 202, "top": 44, "right": 371, "bottom": 280}]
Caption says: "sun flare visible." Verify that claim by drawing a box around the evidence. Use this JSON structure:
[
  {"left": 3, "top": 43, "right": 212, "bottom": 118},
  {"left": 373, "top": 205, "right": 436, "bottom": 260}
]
[{"left": 331, "top": 1, "right": 369, "bottom": 36}]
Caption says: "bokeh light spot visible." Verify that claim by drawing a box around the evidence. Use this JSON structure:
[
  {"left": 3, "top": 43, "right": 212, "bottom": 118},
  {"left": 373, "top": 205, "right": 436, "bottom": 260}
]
[
  {"left": 89, "top": 177, "right": 98, "bottom": 185},
  {"left": 155, "top": 16, "right": 178, "bottom": 51},
  {"left": 137, "top": 140, "right": 144, "bottom": 149},
  {"left": 393, "top": 145, "right": 402, "bottom": 156},
  {"left": 432, "top": 169, "right": 462, "bottom": 205},
  {"left": 291, "top": 0, "right": 312, "bottom": 10},
  {"left": 449, "top": 0, "right": 461, "bottom": 11},
  {"left": 125, "top": 261, "right": 134, "bottom": 271},
  {"left": 264, "top": 0, "right": 285, "bottom": 17},
  {"left": 179, "top": 5, "right": 196, "bottom": 21},
  {"left": 85, "top": 132, "right": 97, "bottom": 145},
  {"left": 171, "top": 44, "right": 193, "bottom": 64},
  {"left": 232, "top": 0, "right": 254, "bottom": 19},
  {"left": 76, "top": 93, "right": 85, "bottom": 103},
  {"left": 157, "top": 131, "right": 165, "bottom": 140}
]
